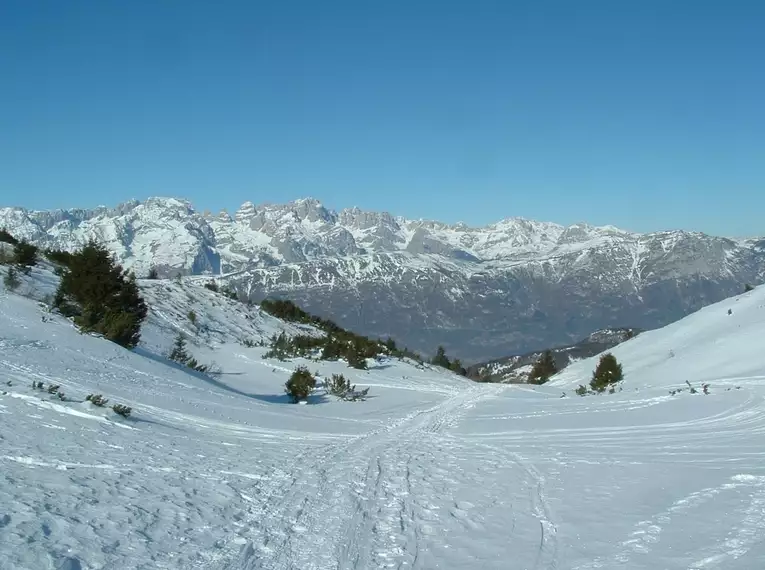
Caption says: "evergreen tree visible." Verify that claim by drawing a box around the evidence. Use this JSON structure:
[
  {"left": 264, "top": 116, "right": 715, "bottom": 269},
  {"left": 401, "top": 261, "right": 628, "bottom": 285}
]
[
  {"left": 590, "top": 353, "right": 624, "bottom": 392},
  {"left": 431, "top": 345, "right": 451, "bottom": 369},
  {"left": 285, "top": 366, "right": 316, "bottom": 402},
  {"left": 744, "top": 283, "right": 754, "bottom": 293},
  {"left": 54, "top": 240, "right": 147, "bottom": 348},
  {"left": 345, "top": 340, "right": 368, "bottom": 370},
  {"left": 528, "top": 350, "right": 557, "bottom": 384},
  {"left": 169, "top": 333, "right": 191, "bottom": 365},
  {"left": 0, "top": 228, "right": 18, "bottom": 245},
  {"left": 3, "top": 266, "right": 20, "bottom": 291},
  {"left": 449, "top": 358, "right": 467, "bottom": 376},
  {"left": 13, "top": 240, "right": 38, "bottom": 273},
  {"left": 147, "top": 266, "right": 159, "bottom": 279}
]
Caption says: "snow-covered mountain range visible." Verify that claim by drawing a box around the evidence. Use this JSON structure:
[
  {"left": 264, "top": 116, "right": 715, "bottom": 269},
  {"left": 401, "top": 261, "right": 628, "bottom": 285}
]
[{"left": 2, "top": 196, "right": 764, "bottom": 361}]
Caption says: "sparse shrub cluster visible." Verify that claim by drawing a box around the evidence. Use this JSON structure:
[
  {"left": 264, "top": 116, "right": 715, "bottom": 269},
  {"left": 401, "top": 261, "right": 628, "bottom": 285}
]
[
  {"left": 53, "top": 240, "right": 148, "bottom": 349},
  {"left": 203, "top": 280, "right": 219, "bottom": 293},
  {"left": 259, "top": 298, "right": 424, "bottom": 365},
  {"left": 528, "top": 350, "right": 558, "bottom": 385},
  {"left": 669, "top": 380, "right": 710, "bottom": 396},
  {"left": 86, "top": 394, "right": 132, "bottom": 417},
  {"left": 32, "top": 381, "right": 67, "bottom": 400},
  {"left": 323, "top": 373, "right": 370, "bottom": 401},
  {"left": 285, "top": 366, "right": 317, "bottom": 403}
]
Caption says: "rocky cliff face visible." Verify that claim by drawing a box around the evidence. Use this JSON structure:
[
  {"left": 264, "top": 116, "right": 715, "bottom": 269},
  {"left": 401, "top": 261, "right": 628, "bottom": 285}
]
[{"left": 2, "top": 196, "right": 763, "bottom": 362}]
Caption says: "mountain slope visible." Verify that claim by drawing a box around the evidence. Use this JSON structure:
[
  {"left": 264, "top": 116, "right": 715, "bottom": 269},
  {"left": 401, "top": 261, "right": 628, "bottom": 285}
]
[
  {"left": 2, "top": 262, "right": 765, "bottom": 568},
  {"left": 468, "top": 327, "right": 639, "bottom": 383},
  {"left": 2, "top": 197, "right": 763, "bottom": 361}
]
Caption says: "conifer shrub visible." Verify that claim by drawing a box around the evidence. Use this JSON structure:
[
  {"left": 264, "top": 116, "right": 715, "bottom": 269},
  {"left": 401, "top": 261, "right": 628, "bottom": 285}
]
[
  {"left": 147, "top": 266, "right": 159, "bottom": 279},
  {"left": 86, "top": 394, "right": 109, "bottom": 407},
  {"left": 528, "top": 350, "right": 557, "bottom": 384},
  {"left": 285, "top": 366, "right": 316, "bottom": 403},
  {"left": 54, "top": 240, "right": 147, "bottom": 349},
  {"left": 590, "top": 353, "right": 624, "bottom": 392},
  {"left": 112, "top": 403, "right": 132, "bottom": 418},
  {"left": 13, "top": 240, "right": 38, "bottom": 273},
  {"left": 3, "top": 266, "right": 20, "bottom": 291},
  {"left": 0, "top": 228, "right": 18, "bottom": 245},
  {"left": 323, "top": 373, "right": 370, "bottom": 401},
  {"left": 744, "top": 283, "right": 754, "bottom": 292}
]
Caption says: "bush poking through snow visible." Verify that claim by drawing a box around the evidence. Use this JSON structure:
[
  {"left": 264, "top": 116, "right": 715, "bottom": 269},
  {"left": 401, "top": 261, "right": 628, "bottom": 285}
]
[
  {"left": 323, "top": 373, "right": 371, "bottom": 401},
  {"left": 147, "top": 266, "right": 159, "bottom": 279},
  {"left": 187, "top": 310, "right": 197, "bottom": 324},
  {"left": 3, "top": 266, "right": 20, "bottom": 291},
  {"left": 744, "top": 283, "right": 754, "bottom": 292},
  {"left": 285, "top": 366, "right": 316, "bottom": 403},
  {"left": 575, "top": 384, "right": 588, "bottom": 396},
  {"left": 590, "top": 353, "right": 624, "bottom": 392},
  {"left": 86, "top": 394, "right": 109, "bottom": 407},
  {"left": 46, "top": 384, "right": 61, "bottom": 394},
  {"left": 112, "top": 403, "right": 132, "bottom": 418}
]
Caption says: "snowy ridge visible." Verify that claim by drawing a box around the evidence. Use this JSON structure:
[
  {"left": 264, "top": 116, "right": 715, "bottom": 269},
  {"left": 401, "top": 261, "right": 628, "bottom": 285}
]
[
  {"left": 2, "top": 263, "right": 765, "bottom": 568},
  {"left": 3, "top": 196, "right": 763, "bottom": 362}
]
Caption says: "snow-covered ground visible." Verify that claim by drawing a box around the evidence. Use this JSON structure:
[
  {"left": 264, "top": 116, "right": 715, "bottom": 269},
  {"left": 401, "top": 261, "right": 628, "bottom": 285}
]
[{"left": 1, "top": 264, "right": 764, "bottom": 569}]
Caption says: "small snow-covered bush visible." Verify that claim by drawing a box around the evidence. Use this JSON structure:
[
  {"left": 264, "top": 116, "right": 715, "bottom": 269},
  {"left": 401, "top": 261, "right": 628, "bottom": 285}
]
[
  {"left": 285, "top": 366, "right": 316, "bottom": 403},
  {"left": 323, "top": 373, "right": 370, "bottom": 401},
  {"left": 112, "top": 403, "right": 132, "bottom": 418},
  {"left": 86, "top": 394, "right": 109, "bottom": 407}
]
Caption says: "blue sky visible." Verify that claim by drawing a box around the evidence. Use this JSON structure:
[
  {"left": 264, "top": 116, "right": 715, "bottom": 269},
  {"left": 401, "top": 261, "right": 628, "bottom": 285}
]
[{"left": 1, "top": 0, "right": 763, "bottom": 236}]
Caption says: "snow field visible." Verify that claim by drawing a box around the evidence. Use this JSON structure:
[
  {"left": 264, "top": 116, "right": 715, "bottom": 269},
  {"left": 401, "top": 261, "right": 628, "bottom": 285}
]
[{"left": 1, "top": 265, "right": 765, "bottom": 569}]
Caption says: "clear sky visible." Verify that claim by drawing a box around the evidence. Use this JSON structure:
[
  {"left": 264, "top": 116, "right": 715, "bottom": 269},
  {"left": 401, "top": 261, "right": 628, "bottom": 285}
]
[{"left": 1, "top": 0, "right": 763, "bottom": 236}]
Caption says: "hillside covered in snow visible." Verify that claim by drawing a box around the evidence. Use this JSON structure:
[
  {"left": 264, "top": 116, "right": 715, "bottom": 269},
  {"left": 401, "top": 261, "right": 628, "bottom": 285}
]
[
  {"left": 2, "top": 197, "right": 763, "bottom": 362},
  {"left": 2, "top": 251, "right": 765, "bottom": 569}
]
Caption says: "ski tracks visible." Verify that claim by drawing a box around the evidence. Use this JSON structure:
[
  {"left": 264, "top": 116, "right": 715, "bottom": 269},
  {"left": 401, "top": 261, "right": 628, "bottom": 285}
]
[{"left": 227, "top": 384, "right": 509, "bottom": 570}]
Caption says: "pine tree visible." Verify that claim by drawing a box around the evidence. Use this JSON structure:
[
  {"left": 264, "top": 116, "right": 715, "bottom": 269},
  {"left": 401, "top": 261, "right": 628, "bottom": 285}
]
[
  {"left": 13, "top": 240, "right": 38, "bottom": 273},
  {"left": 3, "top": 266, "right": 20, "bottom": 291},
  {"left": 54, "top": 240, "right": 147, "bottom": 348},
  {"left": 147, "top": 266, "right": 159, "bottom": 279},
  {"left": 528, "top": 350, "right": 557, "bottom": 384},
  {"left": 169, "top": 333, "right": 191, "bottom": 365},
  {"left": 590, "top": 353, "right": 624, "bottom": 392},
  {"left": 431, "top": 345, "right": 451, "bottom": 369}
]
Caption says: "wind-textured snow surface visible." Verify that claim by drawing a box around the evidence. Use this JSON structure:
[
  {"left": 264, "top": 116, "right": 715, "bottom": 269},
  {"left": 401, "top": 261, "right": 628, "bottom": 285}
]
[{"left": 1, "top": 266, "right": 765, "bottom": 569}]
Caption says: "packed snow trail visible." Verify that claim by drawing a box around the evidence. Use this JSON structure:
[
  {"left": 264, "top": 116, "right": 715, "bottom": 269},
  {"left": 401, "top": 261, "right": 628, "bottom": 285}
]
[{"left": 225, "top": 383, "right": 557, "bottom": 570}]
